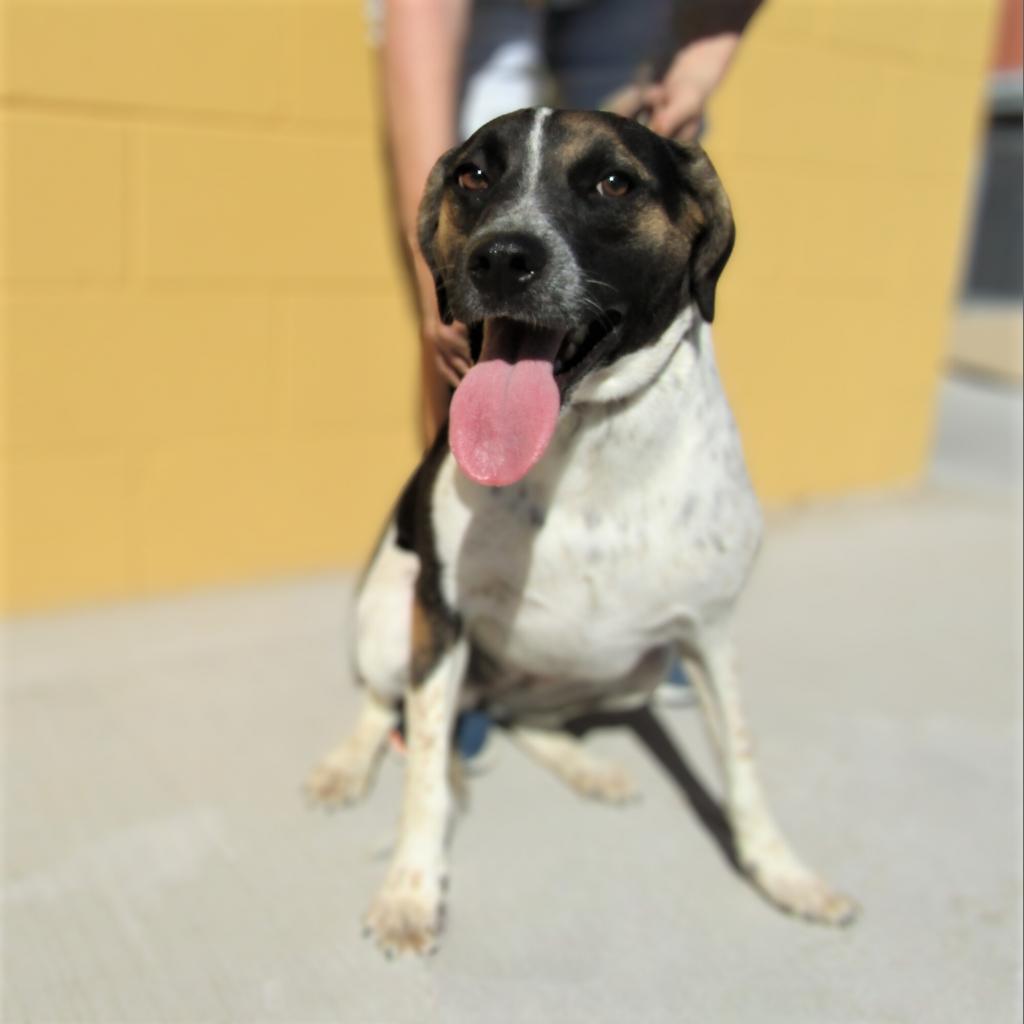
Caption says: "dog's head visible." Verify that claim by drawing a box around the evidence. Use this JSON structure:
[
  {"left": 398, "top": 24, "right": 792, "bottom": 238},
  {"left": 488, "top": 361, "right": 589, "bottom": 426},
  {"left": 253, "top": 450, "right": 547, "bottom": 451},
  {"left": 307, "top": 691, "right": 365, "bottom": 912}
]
[{"left": 418, "top": 108, "right": 734, "bottom": 487}]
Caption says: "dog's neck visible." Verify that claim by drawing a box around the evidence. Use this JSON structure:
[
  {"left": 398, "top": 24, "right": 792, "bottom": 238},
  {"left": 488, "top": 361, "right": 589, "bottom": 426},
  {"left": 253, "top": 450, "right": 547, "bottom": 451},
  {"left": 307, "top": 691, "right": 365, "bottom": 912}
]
[
  {"left": 448, "top": 303, "right": 719, "bottom": 506},
  {"left": 487, "top": 304, "right": 719, "bottom": 502},
  {"left": 569, "top": 304, "right": 703, "bottom": 407}
]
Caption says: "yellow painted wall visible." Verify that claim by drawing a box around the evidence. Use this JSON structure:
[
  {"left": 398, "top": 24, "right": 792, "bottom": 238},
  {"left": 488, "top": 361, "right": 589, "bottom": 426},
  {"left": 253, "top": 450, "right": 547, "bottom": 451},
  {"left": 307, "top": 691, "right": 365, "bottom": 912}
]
[
  {"left": 709, "top": 0, "right": 998, "bottom": 501},
  {"left": 1, "top": 0, "right": 997, "bottom": 614}
]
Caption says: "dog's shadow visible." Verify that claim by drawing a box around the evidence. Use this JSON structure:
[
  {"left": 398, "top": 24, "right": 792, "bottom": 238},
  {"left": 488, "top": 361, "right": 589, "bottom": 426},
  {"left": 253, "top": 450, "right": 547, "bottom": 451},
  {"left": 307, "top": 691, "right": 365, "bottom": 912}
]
[{"left": 564, "top": 706, "right": 741, "bottom": 872}]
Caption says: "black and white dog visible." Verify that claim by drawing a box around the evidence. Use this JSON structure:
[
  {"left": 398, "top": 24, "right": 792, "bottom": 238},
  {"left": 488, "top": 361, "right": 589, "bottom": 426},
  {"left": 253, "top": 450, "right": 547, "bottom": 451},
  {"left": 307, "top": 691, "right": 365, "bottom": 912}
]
[{"left": 308, "top": 108, "right": 857, "bottom": 956}]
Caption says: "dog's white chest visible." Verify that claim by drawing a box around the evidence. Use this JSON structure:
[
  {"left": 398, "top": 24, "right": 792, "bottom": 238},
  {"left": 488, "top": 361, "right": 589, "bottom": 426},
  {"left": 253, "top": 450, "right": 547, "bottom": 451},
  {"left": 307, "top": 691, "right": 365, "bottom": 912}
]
[{"left": 432, "top": 328, "right": 762, "bottom": 684}]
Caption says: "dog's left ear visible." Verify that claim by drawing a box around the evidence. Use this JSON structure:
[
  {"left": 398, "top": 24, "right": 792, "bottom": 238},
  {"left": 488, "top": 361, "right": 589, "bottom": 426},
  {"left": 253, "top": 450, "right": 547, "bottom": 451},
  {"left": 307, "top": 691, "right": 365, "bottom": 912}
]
[
  {"left": 666, "top": 141, "right": 735, "bottom": 323},
  {"left": 416, "top": 146, "right": 459, "bottom": 325}
]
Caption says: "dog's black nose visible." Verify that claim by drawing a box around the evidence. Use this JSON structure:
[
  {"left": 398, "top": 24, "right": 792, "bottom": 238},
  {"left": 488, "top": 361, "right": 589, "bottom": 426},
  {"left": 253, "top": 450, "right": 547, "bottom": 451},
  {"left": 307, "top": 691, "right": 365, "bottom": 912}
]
[{"left": 468, "top": 233, "right": 548, "bottom": 298}]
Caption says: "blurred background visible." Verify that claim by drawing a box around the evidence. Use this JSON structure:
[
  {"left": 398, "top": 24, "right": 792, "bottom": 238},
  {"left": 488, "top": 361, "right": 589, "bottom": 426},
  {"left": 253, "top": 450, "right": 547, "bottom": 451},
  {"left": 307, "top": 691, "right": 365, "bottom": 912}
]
[
  {"left": 2, "top": 2, "right": 1022, "bottom": 1022},
  {"left": 2, "top": 0, "right": 1019, "bottom": 614}
]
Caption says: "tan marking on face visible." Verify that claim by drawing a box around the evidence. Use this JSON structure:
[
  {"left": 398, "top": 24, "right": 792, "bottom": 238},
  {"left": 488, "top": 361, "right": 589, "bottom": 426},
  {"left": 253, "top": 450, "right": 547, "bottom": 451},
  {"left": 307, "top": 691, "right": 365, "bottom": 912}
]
[
  {"left": 634, "top": 202, "right": 683, "bottom": 252},
  {"left": 554, "top": 113, "right": 617, "bottom": 166},
  {"left": 553, "top": 114, "right": 650, "bottom": 186},
  {"left": 433, "top": 199, "right": 458, "bottom": 270},
  {"left": 662, "top": 195, "right": 707, "bottom": 272}
]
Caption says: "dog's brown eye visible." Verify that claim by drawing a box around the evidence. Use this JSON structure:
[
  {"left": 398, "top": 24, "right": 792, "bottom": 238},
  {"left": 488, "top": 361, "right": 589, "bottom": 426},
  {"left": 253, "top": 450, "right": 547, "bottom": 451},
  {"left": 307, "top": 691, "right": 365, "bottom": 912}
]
[
  {"left": 457, "top": 165, "right": 490, "bottom": 191},
  {"left": 596, "top": 173, "right": 631, "bottom": 198}
]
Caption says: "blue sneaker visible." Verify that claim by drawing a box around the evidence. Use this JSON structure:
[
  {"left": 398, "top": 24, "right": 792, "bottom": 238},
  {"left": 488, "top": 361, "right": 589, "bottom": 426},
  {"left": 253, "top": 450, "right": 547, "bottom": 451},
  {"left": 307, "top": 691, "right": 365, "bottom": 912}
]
[
  {"left": 454, "top": 708, "right": 492, "bottom": 759},
  {"left": 656, "top": 658, "right": 697, "bottom": 707}
]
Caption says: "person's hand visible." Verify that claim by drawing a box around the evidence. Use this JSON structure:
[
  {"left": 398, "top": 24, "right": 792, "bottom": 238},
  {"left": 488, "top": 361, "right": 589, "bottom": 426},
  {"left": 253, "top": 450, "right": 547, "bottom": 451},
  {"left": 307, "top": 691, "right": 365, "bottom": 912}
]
[
  {"left": 422, "top": 311, "right": 471, "bottom": 390},
  {"left": 420, "top": 311, "right": 469, "bottom": 441},
  {"left": 410, "top": 247, "right": 470, "bottom": 440},
  {"left": 412, "top": 252, "right": 471, "bottom": 389},
  {"left": 608, "top": 33, "right": 744, "bottom": 143},
  {"left": 426, "top": 316, "right": 471, "bottom": 388},
  {"left": 648, "top": 33, "right": 743, "bottom": 141},
  {"left": 604, "top": 82, "right": 652, "bottom": 124},
  {"left": 643, "top": 66, "right": 711, "bottom": 142}
]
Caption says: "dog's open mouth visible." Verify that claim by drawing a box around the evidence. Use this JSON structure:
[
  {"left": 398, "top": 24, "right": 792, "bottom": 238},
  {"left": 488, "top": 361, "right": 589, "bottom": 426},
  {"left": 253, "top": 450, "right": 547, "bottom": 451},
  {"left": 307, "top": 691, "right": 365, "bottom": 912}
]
[{"left": 450, "top": 311, "right": 624, "bottom": 487}]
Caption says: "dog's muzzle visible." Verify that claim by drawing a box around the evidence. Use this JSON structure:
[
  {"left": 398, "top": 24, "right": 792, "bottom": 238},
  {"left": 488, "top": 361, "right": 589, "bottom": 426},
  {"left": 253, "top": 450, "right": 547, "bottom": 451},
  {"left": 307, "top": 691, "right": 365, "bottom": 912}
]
[{"left": 448, "top": 231, "right": 623, "bottom": 490}]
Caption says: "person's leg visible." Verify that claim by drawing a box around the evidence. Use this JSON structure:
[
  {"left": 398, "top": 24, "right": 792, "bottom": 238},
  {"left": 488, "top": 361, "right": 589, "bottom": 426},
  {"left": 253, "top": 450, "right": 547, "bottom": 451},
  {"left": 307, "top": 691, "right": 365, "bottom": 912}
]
[
  {"left": 690, "top": 622, "right": 857, "bottom": 924},
  {"left": 459, "top": 0, "right": 547, "bottom": 139}
]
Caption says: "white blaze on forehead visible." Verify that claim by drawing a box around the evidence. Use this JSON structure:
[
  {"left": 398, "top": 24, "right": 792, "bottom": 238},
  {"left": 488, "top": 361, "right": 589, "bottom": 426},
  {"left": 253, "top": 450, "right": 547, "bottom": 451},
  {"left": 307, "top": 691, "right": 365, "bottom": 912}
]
[
  {"left": 479, "top": 106, "right": 552, "bottom": 226},
  {"left": 524, "top": 107, "right": 552, "bottom": 195}
]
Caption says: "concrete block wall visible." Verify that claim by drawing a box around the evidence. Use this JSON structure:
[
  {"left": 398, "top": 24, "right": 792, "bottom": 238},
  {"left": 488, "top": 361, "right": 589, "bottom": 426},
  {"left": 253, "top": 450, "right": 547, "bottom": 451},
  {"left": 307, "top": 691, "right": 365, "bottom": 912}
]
[
  {"left": 1, "top": 0, "right": 998, "bottom": 613},
  {"left": 3, "top": 2, "right": 421, "bottom": 612},
  {"left": 708, "top": 0, "right": 998, "bottom": 500}
]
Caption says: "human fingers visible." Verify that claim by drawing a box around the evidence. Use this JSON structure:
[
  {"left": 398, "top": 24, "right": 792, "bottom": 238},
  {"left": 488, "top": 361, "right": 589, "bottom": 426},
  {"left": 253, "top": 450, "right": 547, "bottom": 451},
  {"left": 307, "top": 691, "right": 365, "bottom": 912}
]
[
  {"left": 604, "top": 83, "right": 648, "bottom": 120},
  {"left": 647, "top": 84, "right": 704, "bottom": 140},
  {"left": 428, "top": 321, "right": 472, "bottom": 385}
]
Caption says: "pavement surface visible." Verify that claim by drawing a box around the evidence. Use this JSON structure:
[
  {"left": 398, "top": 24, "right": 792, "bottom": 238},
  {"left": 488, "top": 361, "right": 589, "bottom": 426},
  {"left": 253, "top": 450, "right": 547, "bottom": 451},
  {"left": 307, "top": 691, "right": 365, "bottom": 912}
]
[{"left": 3, "top": 373, "right": 1021, "bottom": 1023}]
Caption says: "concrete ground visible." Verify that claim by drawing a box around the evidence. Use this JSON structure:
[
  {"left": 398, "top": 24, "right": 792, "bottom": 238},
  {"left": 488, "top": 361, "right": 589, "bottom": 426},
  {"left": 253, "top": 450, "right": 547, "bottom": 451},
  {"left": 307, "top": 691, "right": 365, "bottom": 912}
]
[{"left": 3, "top": 373, "right": 1022, "bottom": 1024}]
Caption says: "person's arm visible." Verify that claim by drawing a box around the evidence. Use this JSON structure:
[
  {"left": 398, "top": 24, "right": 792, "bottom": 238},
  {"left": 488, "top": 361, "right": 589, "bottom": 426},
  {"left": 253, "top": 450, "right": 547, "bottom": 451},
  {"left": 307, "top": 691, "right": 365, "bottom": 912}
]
[
  {"left": 608, "top": 0, "right": 764, "bottom": 142},
  {"left": 653, "top": 0, "right": 764, "bottom": 140},
  {"left": 381, "top": 0, "right": 473, "bottom": 441},
  {"left": 645, "top": 31, "right": 746, "bottom": 141}
]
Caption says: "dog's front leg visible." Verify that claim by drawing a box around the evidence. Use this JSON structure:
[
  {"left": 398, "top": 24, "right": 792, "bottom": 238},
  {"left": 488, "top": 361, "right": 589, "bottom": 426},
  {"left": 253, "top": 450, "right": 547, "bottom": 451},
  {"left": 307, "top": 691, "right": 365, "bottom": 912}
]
[
  {"left": 364, "top": 601, "right": 467, "bottom": 957},
  {"left": 693, "top": 624, "right": 858, "bottom": 926}
]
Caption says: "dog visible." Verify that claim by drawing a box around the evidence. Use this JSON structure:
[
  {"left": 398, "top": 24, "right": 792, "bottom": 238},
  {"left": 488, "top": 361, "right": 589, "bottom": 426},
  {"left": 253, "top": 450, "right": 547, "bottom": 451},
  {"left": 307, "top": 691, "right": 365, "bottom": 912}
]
[{"left": 307, "top": 108, "right": 857, "bottom": 956}]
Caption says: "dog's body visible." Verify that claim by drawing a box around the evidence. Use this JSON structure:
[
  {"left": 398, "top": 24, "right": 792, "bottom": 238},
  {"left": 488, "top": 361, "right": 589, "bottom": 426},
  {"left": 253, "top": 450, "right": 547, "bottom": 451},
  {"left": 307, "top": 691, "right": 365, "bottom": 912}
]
[
  {"left": 428, "top": 309, "right": 759, "bottom": 723},
  {"left": 308, "top": 108, "right": 856, "bottom": 955}
]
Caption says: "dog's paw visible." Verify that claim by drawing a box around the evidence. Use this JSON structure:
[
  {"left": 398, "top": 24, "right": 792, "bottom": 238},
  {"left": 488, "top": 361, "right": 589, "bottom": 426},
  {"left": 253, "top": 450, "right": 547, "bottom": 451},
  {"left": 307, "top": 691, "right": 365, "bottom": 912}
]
[
  {"left": 513, "top": 729, "right": 641, "bottom": 806},
  {"left": 304, "top": 748, "right": 375, "bottom": 808},
  {"left": 566, "top": 759, "right": 640, "bottom": 805},
  {"left": 364, "top": 864, "right": 447, "bottom": 957},
  {"left": 746, "top": 855, "right": 858, "bottom": 926}
]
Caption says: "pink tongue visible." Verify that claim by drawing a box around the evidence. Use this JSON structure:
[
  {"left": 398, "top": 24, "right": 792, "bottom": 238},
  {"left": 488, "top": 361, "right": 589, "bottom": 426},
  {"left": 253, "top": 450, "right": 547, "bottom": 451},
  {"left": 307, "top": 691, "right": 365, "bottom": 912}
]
[{"left": 450, "top": 321, "right": 562, "bottom": 487}]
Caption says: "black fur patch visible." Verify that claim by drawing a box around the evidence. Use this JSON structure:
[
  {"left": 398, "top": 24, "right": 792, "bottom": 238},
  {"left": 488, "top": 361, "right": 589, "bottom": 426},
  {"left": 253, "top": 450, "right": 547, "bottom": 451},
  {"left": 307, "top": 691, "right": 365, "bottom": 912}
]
[{"left": 394, "top": 425, "right": 462, "bottom": 683}]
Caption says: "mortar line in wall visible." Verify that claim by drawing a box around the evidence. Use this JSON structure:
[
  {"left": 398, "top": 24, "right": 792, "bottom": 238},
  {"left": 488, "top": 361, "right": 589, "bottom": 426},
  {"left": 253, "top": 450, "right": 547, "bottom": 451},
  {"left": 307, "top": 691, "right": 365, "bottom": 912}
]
[
  {"left": 135, "top": 279, "right": 405, "bottom": 294},
  {"left": 5, "top": 279, "right": 404, "bottom": 297},
  {"left": 1, "top": 95, "right": 376, "bottom": 142},
  {"left": 795, "top": 38, "right": 998, "bottom": 78},
  {"left": 5, "top": 426, "right": 342, "bottom": 464},
  {"left": 7, "top": 270, "right": 937, "bottom": 300},
  {"left": 121, "top": 125, "right": 139, "bottom": 287},
  {"left": 692, "top": 149, "right": 970, "bottom": 184}
]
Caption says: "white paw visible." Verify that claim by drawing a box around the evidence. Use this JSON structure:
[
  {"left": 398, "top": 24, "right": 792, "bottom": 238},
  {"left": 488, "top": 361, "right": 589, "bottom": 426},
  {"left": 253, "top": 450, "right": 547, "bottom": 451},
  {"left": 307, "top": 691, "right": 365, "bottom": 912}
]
[
  {"left": 364, "top": 864, "right": 447, "bottom": 957},
  {"left": 304, "top": 748, "right": 374, "bottom": 808},
  {"left": 567, "top": 760, "right": 640, "bottom": 804},
  {"left": 746, "top": 855, "right": 858, "bottom": 926}
]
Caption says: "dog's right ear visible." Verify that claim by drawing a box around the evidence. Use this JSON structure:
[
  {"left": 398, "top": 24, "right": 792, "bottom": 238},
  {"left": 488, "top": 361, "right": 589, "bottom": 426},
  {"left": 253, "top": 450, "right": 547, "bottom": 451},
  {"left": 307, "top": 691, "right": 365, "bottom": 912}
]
[
  {"left": 416, "top": 146, "right": 459, "bottom": 325},
  {"left": 664, "top": 140, "right": 735, "bottom": 324}
]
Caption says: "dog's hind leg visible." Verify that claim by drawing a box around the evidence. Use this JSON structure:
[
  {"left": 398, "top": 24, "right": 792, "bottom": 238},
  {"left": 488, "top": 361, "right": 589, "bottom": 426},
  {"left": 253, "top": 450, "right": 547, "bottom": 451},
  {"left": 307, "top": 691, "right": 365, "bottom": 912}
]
[
  {"left": 691, "top": 624, "right": 858, "bottom": 926},
  {"left": 510, "top": 727, "right": 639, "bottom": 804},
  {"left": 305, "top": 689, "right": 396, "bottom": 807},
  {"left": 306, "top": 526, "right": 416, "bottom": 808}
]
